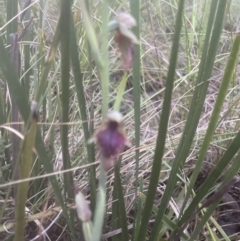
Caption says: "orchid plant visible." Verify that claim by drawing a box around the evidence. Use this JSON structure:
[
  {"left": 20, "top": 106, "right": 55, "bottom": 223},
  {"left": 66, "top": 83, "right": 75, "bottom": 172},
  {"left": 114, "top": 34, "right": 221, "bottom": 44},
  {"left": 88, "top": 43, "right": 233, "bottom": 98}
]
[
  {"left": 74, "top": 11, "right": 137, "bottom": 241},
  {"left": 1, "top": 0, "right": 238, "bottom": 240}
]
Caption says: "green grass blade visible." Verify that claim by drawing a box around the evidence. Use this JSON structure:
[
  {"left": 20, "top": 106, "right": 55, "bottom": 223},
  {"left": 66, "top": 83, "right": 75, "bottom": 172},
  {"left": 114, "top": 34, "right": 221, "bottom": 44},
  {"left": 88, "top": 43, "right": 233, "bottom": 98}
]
[
  {"left": 34, "top": 21, "right": 61, "bottom": 103},
  {"left": 6, "top": 0, "right": 17, "bottom": 42},
  {"left": 89, "top": 0, "right": 110, "bottom": 239},
  {"left": 34, "top": 131, "right": 72, "bottom": 227},
  {"left": 69, "top": 15, "right": 96, "bottom": 212},
  {"left": 82, "top": 222, "right": 93, "bottom": 241},
  {"left": 136, "top": 1, "right": 185, "bottom": 241},
  {"left": 9, "top": 33, "right": 21, "bottom": 200},
  {"left": 100, "top": 0, "right": 110, "bottom": 118},
  {"left": 172, "top": 0, "right": 219, "bottom": 169},
  {"left": 92, "top": 164, "right": 107, "bottom": 241},
  {"left": 59, "top": 0, "right": 71, "bottom": 200},
  {"left": 14, "top": 106, "right": 38, "bottom": 241},
  {"left": 113, "top": 72, "right": 128, "bottom": 111},
  {"left": 78, "top": 0, "right": 102, "bottom": 73},
  {"left": 133, "top": 177, "right": 143, "bottom": 240},
  {"left": 211, "top": 217, "right": 231, "bottom": 241},
  {"left": 0, "top": 33, "right": 72, "bottom": 236},
  {"left": 179, "top": 32, "right": 240, "bottom": 215},
  {"left": 152, "top": 0, "right": 227, "bottom": 239},
  {"left": 22, "top": 2, "right": 31, "bottom": 97},
  {"left": 79, "top": 0, "right": 109, "bottom": 117},
  {"left": 112, "top": 180, "right": 121, "bottom": 241},
  {"left": 139, "top": 192, "right": 189, "bottom": 240},
  {"left": 0, "top": 86, "right": 4, "bottom": 126},
  {"left": 164, "top": 1, "right": 229, "bottom": 236},
  {"left": 175, "top": 130, "right": 240, "bottom": 234},
  {"left": 59, "top": 0, "right": 76, "bottom": 238},
  {"left": 188, "top": 151, "right": 240, "bottom": 241},
  {"left": 0, "top": 30, "right": 27, "bottom": 226},
  {"left": 112, "top": 74, "right": 130, "bottom": 241},
  {"left": 171, "top": 0, "right": 227, "bottom": 232},
  {"left": 147, "top": 2, "right": 185, "bottom": 240},
  {"left": 130, "top": 1, "right": 141, "bottom": 238},
  {"left": 114, "top": 160, "right": 129, "bottom": 241},
  {"left": 189, "top": 204, "right": 219, "bottom": 241},
  {"left": 0, "top": 36, "right": 29, "bottom": 120},
  {"left": 180, "top": 0, "right": 226, "bottom": 157}
]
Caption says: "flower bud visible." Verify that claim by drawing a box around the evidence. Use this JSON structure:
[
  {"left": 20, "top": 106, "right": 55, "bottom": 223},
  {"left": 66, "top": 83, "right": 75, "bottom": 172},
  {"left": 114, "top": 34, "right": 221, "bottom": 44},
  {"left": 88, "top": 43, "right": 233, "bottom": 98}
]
[
  {"left": 75, "top": 192, "right": 92, "bottom": 222},
  {"left": 113, "top": 12, "right": 138, "bottom": 70},
  {"left": 89, "top": 111, "right": 130, "bottom": 171}
]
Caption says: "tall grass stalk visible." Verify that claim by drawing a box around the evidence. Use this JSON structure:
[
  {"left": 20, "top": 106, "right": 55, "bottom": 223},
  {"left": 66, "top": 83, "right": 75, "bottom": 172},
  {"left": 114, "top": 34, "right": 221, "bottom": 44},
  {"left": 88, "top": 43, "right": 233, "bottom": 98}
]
[
  {"left": 91, "top": 0, "right": 110, "bottom": 239},
  {"left": 14, "top": 106, "right": 38, "bottom": 241},
  {"left": 0, "top": 87, "right": 4, "bottom": 126},
  {"left": 129, "top": 4, "right": 141, "bottom": 238},
  {"left": 111, "top": 180, "right": 121, "bottom": 241},
  {"left": 69, "top": 15, "right": 96, "bottom": 212},
  {"left": 111, "top": 72, "right": 130, "bottom": 240},
  {"left": 113, "top": 159, "right": 129, "bottom": 241},
  {"left": 59, "top": 0, "right": 76, "bottom": 238},
  {"left": 0, "top": 9, "right": 73, "bottom": 239},
  {"left": 157, "top": 0, "right": 227, "bottom": 238},
  {"left": 7, "top": 0, "right": 19, "bottom": 201},
  {"left": 92, "top": 165, "right": 107, "bottom": 241},
  {"left": 100, "top": 0, "right": 110, "bottom": 118},
  {"left": 175, "top": 130, "right": 240, "bottom": 239},
  {"left": 137, "top": 1, "right": 185, "bottom": 240},
  {"left": 1, "top": 0, "right": 240, "bottom": 240},
  {"left": 79, "top": 0, "right": 110, "bottom": 240},
  {"left": 34, "top": 21, "right": 61, "bottom": 103},
  {"left": 179, "top": 32, "right": 240, "bottom": 219}
]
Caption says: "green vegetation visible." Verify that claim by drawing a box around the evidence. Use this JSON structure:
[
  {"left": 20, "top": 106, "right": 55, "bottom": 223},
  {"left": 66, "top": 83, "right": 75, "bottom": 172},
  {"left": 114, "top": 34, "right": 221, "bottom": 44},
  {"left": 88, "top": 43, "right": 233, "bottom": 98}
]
[{"left": 0, "top": 0, "right": 240, "bottom": 240}]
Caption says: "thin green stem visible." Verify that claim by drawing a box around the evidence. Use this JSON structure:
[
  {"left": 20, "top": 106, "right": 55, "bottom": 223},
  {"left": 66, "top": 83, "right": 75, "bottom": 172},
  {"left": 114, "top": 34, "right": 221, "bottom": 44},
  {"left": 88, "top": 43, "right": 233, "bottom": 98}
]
[
  {"left": 100, "top": 0, "right": 109, "bottom": 118},
  {"left": 136, "top": 1, "right": 185, "bottom": 240}
]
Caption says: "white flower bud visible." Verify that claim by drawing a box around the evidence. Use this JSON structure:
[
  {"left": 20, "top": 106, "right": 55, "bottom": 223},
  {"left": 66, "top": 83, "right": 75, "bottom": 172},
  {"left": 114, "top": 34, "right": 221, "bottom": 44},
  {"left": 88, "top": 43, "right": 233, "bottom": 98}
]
[{"left": 75, "top": 192, "right": 92, "bottom": 222}]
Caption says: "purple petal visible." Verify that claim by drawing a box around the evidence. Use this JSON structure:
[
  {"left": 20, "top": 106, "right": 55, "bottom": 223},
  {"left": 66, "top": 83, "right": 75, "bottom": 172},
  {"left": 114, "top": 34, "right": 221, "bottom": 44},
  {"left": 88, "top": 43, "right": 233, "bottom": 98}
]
[{"left": 97, "top": 124, "right": 125, "bottom": 159}]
